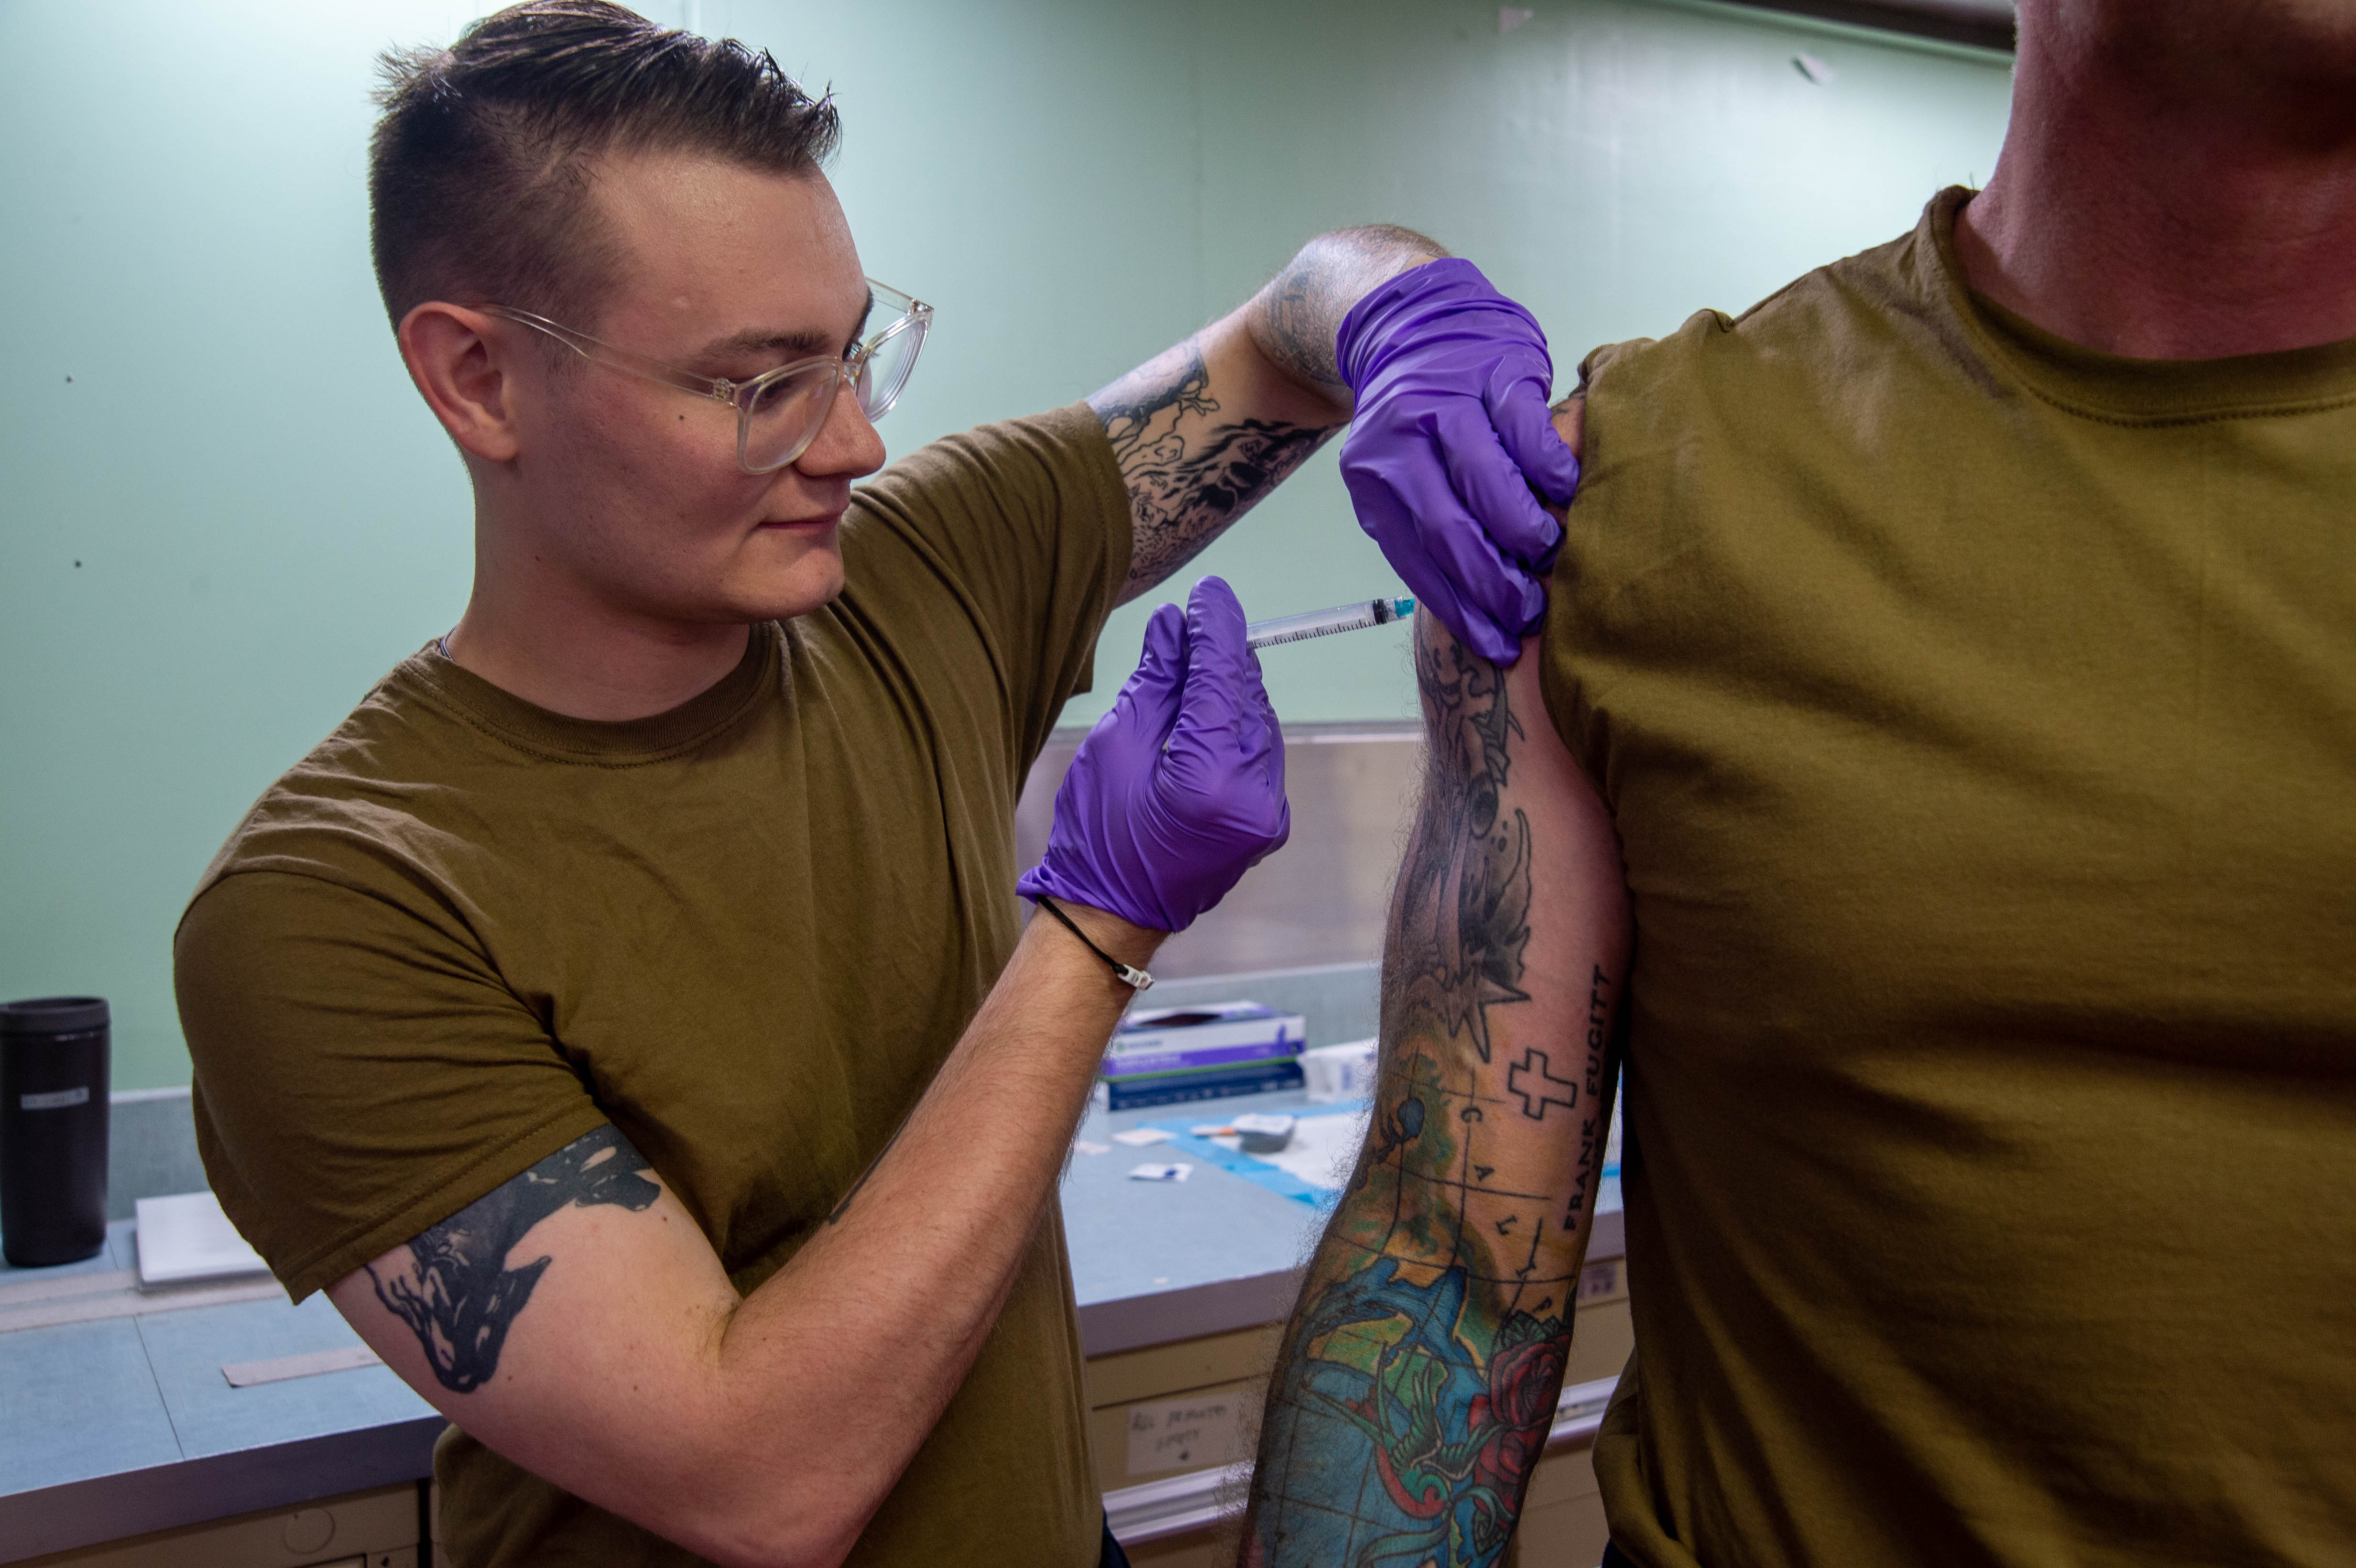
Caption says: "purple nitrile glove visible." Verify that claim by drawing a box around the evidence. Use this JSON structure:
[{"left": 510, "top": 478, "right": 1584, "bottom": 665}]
[
  {"left": 1017, "top": 577, "right": 1290, "bottom": 934},
  {"left": 1336, "top": 258, "right": 1582, "bottom": 665}
]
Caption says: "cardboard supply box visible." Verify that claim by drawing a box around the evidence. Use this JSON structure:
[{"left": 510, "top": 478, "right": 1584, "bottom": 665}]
[{"left": 1095, "top": 1002, "right": 1307, "bottom": 1111}]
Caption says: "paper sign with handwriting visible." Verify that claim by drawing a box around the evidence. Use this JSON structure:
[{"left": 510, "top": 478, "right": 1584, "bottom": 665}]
[{"left": 1126, "top": 1391, "right": 1252, "bottom": 1475}]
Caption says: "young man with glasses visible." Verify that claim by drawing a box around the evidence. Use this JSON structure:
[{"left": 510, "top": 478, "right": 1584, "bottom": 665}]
[{"left": 171, "top": 5, "right": 1576, "bottom": 1567}]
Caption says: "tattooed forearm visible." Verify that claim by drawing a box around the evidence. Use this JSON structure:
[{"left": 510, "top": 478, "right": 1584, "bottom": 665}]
[
  {"left": 1090, "top": 226, "right": 1446, "bottom": 600},
  {"left": 366, "top": 1124, "right": 659, "bottom": 1393},
  {"left": 1090, "top": 339, "right": 1331, "bottom": 595},
  {"left": 1245, "top": 617, "right": 1614, "bottom": 1568},
  {"left": 1248, "top": 225, "right": 1450, "bottom": 392}
]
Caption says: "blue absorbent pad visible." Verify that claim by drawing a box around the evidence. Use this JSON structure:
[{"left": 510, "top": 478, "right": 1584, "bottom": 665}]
[{"left": 1143, "top": 1105, "right": 1625, "bottom": 1213}]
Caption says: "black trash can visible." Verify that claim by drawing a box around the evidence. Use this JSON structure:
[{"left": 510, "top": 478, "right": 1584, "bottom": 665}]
[{"left": 1, "top": 996, "right": 111, "bottom": 1268}]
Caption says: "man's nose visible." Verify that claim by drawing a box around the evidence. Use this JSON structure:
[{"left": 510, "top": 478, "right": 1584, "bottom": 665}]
[{"left": 797, "top": 378, "right": 888, "bottom": 481}]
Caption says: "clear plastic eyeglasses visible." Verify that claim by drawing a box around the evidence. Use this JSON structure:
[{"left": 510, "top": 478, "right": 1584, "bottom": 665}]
[{"left": 482, "top": 280, "right": 931, "bottom": 474}]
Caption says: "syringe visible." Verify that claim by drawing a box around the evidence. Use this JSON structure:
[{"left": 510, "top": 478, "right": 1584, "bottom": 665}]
[{"left": 1245, "top": 595, "right": 1417, "bottom": 652}]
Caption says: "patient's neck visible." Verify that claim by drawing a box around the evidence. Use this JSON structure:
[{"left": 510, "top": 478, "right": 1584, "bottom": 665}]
[{"left": 1955, "top": 7, "right": 2356, "bottom": 360}]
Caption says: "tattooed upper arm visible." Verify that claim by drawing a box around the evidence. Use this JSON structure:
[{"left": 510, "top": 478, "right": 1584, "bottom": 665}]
[
  {"left": 354, "top": 1124, "right": 660, "bottom": 1393},
  {"left": 322, "top": 1121, "right": 826, "bottom": 1553},
  {"left": 1243, "top": 614, "right": 1632, "bottom": 1568}
]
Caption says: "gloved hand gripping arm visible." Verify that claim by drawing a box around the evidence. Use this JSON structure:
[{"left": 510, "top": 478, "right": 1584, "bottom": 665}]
[
  {"left": 1089, "top": 228, "right": 1578, "bottom": 668},
  {"left": 1337, "top": 260, "right": 1582, "bottom": 665}
]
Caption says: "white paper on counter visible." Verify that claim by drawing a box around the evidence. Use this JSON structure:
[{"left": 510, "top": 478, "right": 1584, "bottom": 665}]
[
  {"left": 1210, "top": 1105, "right": 1372, "bottom": 1191},
  {"left": 135, "top": 1191, "right": 270, "bottom": 1286}
]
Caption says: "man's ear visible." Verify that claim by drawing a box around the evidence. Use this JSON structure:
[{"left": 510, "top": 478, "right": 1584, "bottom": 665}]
[{"left": 398, "top": 302, "right": 522, "bottom": 463}]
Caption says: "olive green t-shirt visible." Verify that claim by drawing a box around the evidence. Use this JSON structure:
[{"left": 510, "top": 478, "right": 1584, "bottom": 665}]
[
  {"left": 174, "top": 404, "right": 1133, "bottom": 1568},
  {"left": 1545, "top": 190, "right": 2356, "bottom": 1566}
]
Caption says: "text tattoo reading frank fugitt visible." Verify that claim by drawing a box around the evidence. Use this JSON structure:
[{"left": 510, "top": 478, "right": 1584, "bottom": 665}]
[{"left": 1245, "top": 621, "right": 1623, "bottom": 1568}]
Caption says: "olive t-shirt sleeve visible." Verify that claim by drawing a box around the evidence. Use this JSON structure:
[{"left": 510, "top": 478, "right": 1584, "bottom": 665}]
[
  {"left": 839, "top": 402, "right": 1134, "bottom": 768},
  {"left": 177, "top": 868, "right": 608, "bottom": 1301}
]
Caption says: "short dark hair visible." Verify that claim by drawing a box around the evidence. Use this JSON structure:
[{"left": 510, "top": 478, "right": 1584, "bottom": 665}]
[{"left": 368, "top": 1, "right": 839, "bottom": 331}]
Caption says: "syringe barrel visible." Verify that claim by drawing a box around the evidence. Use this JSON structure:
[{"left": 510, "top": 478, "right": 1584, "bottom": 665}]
[{"left": 1244, "top": 599, "right": 1385, "bottom": 650}]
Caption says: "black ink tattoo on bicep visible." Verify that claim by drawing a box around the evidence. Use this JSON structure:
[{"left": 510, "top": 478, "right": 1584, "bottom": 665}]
[
  {"left": 365, "top": 1124, "right": 660, "bottom": 1394},
  {"left": 1089, "top": 339, "right": 1333, "bottom": 596}
]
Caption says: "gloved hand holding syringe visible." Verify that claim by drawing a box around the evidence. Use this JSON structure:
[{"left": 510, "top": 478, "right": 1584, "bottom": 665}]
[
  {"left": 1017, "top": 583, "right": 1417, "bottom": 946},
  {"left": 1245, "top": 595, "right": 1416, "bottom": 652}
]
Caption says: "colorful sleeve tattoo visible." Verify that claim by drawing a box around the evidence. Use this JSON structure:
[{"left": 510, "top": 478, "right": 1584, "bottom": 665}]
[{"left": 1243, "top": 618, "right": 1622, "bottom": 1568}]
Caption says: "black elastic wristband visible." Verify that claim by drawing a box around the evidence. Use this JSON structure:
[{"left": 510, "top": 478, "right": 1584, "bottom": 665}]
[{"left": 1031, "top": 895, "right": 1155, "bottom": 991}]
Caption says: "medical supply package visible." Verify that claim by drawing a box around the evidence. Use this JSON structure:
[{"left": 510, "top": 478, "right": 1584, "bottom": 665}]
[{"left": 1095, "top": 1002, "right": 1307, "bottom": 1111}]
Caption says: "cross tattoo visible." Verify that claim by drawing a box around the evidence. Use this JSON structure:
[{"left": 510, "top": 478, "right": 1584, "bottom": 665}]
[{"left": 1507, "top": 1048, "right": 1578, "bottom": 1121}]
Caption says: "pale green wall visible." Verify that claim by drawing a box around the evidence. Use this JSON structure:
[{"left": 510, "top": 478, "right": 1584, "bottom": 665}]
[{"left": 0, "top": 0, "right": 2012, "bottom": 1088}]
